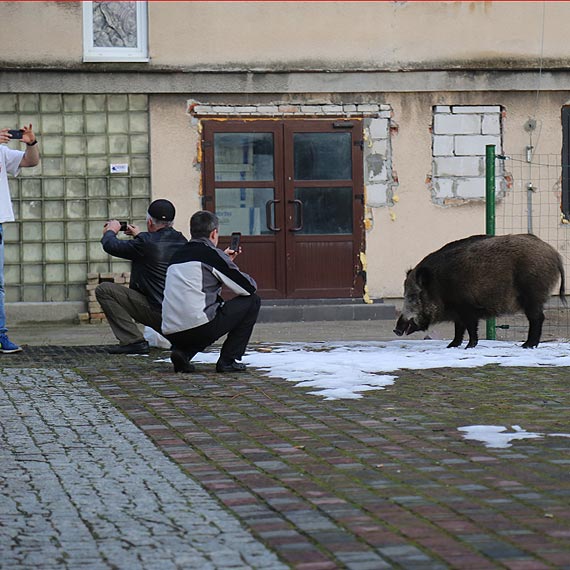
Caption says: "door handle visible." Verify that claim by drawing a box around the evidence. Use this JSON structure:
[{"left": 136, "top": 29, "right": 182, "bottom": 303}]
[
  {"left": 265, "top": 199, "right": 281, "bottom": 232},
  {"left": 288, "top": 199, "right": 303, "bottom": 232}
]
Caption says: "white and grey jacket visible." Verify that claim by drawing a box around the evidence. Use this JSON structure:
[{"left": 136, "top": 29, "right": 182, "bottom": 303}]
[{"left": 161, "top": 237, "right": 257, "bottom": 335}]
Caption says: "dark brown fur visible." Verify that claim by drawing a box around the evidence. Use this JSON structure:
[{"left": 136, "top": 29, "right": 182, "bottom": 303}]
[{"left": 394, "top": 234, "right": 566, "bottom": 348}]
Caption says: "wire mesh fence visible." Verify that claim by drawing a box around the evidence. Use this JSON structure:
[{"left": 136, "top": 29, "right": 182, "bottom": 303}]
[{"left": 495, "top": 153, "right": 570, "bottom": 342}]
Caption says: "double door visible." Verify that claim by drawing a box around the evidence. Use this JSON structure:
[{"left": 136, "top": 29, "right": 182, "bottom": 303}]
[{"left": 202, "top": 119, "right": 365, "bottom": 299}]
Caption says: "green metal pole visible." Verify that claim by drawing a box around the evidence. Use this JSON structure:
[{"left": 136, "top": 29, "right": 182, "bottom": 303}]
[{"left": 485, "top": 145, "right": 496, "bottom": 340}]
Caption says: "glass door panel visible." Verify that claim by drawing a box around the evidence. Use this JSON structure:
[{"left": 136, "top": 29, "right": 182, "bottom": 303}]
[
  {"left": 293, "top": 132, "right": 352, "bottom": 180},
  {"left": 214, "top": 133, "right": 274, "bottom": 181},
  {"left": 215, "top": 187, "right": 275, "bottom": 235},
  {"left": 294, "top": 187, "right": 352, "bottom": 235}
]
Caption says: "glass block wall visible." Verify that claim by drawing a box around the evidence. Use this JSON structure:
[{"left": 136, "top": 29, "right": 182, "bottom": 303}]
[{"left": 0, "top": 94, "right": 150, "bottom": 302}]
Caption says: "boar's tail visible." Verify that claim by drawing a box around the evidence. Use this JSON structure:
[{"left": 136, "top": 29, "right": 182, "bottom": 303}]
[{"left": 559, "top": 259, "right": 567, "bottom": 306}]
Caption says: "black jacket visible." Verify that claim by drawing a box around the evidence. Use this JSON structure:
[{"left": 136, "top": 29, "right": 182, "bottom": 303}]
[{"left": 101, "top": 227, "right": 187, "bottom": 307}]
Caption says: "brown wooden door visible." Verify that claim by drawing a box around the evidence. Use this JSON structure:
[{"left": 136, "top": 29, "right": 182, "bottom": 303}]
[{"left": 202, "top": 119, "right": 364, "bottom": 299}]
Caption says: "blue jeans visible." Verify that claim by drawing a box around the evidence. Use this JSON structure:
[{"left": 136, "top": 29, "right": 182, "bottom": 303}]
[{"left": 0, "top": 224, "right": 6, "bottom": 334}]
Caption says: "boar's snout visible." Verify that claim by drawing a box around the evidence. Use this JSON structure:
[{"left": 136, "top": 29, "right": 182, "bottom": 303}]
[{"left": 393, "top": 315, "right": 420, "bottom": 337}]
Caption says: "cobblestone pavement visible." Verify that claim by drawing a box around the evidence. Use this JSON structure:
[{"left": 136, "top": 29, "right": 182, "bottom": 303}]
[{"left": 2, "top": 342, "right": 570, "bottom": 569}]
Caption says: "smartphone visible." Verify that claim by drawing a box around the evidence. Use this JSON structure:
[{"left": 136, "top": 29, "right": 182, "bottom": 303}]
[
  {"left": 230, "top": 232, "right": 241, "bottom": 252},
  {"left": 7, "top": 129, "right": 23, "bottom": 139},
  {"left": 119, "top": 221, "right": 129, "bottom": 232}
]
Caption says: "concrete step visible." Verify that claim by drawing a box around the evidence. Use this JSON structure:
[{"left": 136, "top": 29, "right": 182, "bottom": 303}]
[{"left": 258, "top": 299, "right": 397, "bottom": 323}]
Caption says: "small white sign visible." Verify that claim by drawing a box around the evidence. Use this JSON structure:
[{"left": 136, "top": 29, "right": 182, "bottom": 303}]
[{"left": 110, "top": 163, "right": 129, "bottom": 174}]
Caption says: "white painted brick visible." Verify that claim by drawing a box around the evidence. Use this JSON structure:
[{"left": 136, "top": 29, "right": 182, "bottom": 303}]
[
  {"left": 455, "top": 177, "right": 485, "bottom": 199},
  {"left": 367, "top": 162, "right": 388, "bottom": 183},
  {"left": 452, "top": 105, "right": 501, "bottom": 114},
  {"left": 257, "top": 105, "right": 279, "bottom": 114},
  {"left": 212, "top": 106, "right": 234, "bottom": 113},
  {"left": 432, "top": 135, "right": 454, "bottom": 156},
  {"left": 433, "top": 114, "right": 481, "bottom": 135},
  {"left": 371, "top": 139, "right": 388, "bottom": 156},
  {"left": 434, "top": 106, "right": 452, "bottom": 113},
  {"left": 432, "top": 178, "right": 455, "bottom": 198},
  {"left": 322, "top": 105, "right": 343, "bottom": 114},
  {"left": 357, "top": 104, "right": 380, "bottom": 113},
  {"left": 194, "top": 105, "right": 213, "bottom": 115},
  {"left": 368, "top": 118, "right": 389, "bottom": 140},
  {"left": 300, "top": 105, "right": 322, "bottom": 114},
  {"left": 380, "top": 104, "right": 391, "bottom": 111},
  {"left": 482, "top": 114, "right": 501, "bottom": 135},
  {"left": 236, "top": 106, "right": 257, "bottom": 114},
  {"left": 343, "top": 105, "right": 357, "bottom": 112},
  {"left": 434, "top": 156, "right": 482, "bottom": 177},
  {"left": 379, "top": 110, "right": 392, "bottom": 119},
  {"left": 455, "top": 135, "right": 502, "bottom": 156},
  {"left": 366, "top": 183, "right": 389, "bottom": 207}
]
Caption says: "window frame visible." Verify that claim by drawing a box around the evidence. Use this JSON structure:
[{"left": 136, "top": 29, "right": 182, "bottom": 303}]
[{"left": 83, "top": 1, "right": 149, "bottom": 63}]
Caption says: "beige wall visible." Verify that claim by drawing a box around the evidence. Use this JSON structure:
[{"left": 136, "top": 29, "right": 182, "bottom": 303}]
[
  {"left": 1, "top": 1, "right": 568, "bottom": 70},
  {"left": 369, "top": 90, "right": 569, "bottom": 299},
  {"left": 149, "top": 95, "right": 201, "bottom": 238}
]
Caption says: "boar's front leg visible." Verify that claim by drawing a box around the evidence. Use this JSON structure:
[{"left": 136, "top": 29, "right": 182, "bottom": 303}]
[{"left": 447, "top": 322, "right": 466, "bottom": 348}]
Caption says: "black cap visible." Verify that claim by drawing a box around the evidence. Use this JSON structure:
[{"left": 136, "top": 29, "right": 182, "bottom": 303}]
[{"left": 148, "top": 199, "right": 175, "bottom": 222}]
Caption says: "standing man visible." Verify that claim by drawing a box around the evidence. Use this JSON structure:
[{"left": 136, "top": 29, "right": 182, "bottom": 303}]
[
  {"left": 0, "top": 125, "right": 40, "bottom": 353},
  {"left": 162, "top": 210, "right": 261, "bottom": 373},
  {"left": 96, "top": 199, "right": 187, "bottom": 354}
]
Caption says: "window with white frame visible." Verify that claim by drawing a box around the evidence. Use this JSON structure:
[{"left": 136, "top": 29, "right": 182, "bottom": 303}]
[{"left": 83, "top": 1, "right": 148, "bottom": 62}]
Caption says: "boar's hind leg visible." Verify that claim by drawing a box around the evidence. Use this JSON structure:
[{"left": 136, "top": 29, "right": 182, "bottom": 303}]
[
  {"left": 464, "top": 319, "right": 480, "bottom": 349},
  {"left": 522, "top": 306, "right": 545, "bottom": 349},
  {"left": 447, "top": 322, "right": 466, "bottom": 348}
]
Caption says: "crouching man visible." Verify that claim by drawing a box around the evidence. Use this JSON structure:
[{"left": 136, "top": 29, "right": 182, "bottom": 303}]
[
  {"left": 162, "top": 210, "right": 260, "bottom": 373},
  {"left": 96, "top": 199, "right": 187, "bottom": 354}
]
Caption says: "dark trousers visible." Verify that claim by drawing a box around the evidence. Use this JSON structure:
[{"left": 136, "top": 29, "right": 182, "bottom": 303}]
[{"left": 166, "top": 294, "right": 261, "bottom": 361}]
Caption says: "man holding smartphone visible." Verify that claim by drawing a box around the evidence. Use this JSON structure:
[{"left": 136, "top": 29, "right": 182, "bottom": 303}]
[
  {"left": 162, "top": 210, "right": 260, "bottom": 373},
  {"left": 96, "top": 199, "right": 187, "bottom": 354},
  {"left": 0, "top": 125, "right": 40, "bottom": 353}
]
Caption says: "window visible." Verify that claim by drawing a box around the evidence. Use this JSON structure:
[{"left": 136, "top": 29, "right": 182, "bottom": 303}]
[{"left": 83, "top": 1, "right": 149, "bottom": 63}]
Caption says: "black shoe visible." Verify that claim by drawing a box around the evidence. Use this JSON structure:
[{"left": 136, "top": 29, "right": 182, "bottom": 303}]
[
  {"left": 216, "top": 358, "right": 246, "bottom": 373},
  {"left": 171, "top": 349, "right": 195, "bottom": 373},
  {"left": 108, "top": 340, "right": 150, "bottom": 355}
]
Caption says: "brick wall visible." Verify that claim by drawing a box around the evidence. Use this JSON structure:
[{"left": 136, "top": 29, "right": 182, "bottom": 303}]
[
  {"left": 431, "top": 105, "right": 505, "bottom": 204},
  {"left": 79, "top": 272, "right": 130, "bottom": 324}
]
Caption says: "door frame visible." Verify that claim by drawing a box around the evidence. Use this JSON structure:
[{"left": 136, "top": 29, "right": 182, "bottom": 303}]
[{"left": 201, "top": 118, "right": 365, "bottom": 299}]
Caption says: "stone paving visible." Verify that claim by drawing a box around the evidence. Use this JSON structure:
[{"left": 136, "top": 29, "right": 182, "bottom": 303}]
[{"left": 2, "top": 343, "right": 570, "bottom": 569}]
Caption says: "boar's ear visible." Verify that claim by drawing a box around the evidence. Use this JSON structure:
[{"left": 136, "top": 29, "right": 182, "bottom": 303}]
[{"left": 415, "top": 267, "right": 431, "bottom": 290}]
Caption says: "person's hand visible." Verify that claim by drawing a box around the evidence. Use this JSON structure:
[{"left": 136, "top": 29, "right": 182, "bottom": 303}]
[
  {"left": 224, "top": 246, "right": 242, "bottom": 261},
  {"left": 0, "top": 128, "right": 11, "bottom": 145},
  {"left": 20, "top": 124, "right": 36, "bottom": 146},
  {"left": 125, "top": 224, "right": 140, "bottom": 237},
  {"left": 104, "top": 219, "right": 121, "bottom": 234}
]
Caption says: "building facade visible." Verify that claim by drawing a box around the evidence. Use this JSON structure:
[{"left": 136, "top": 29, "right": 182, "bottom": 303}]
[{"left": 2, "top": 1, "right": 569, "bottom": 317}]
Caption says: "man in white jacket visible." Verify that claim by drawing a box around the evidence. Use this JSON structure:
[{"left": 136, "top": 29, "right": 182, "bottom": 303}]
[
  {"left": 0, "top": 125, "right": 40, "bottom": 353},
  {"left": 162, "top": 210, "right": 260, "bottom": 373}
]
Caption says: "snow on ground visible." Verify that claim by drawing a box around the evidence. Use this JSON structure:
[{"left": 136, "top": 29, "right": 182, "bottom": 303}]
[
  {"left": 184, "top": 339, "right": 570, "bottom": 400},
  {"left": 156, "top": 339, "right": 570, "bottom": 448}
]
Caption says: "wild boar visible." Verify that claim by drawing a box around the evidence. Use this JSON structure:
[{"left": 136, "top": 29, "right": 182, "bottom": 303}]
[{"left": 393, "top": 234, "right": 566, "bottom": 348}]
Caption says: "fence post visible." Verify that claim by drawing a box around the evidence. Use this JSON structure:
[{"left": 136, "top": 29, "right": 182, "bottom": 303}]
[{"left": 485, "top": 144, "right": 496, "bottom": 340}]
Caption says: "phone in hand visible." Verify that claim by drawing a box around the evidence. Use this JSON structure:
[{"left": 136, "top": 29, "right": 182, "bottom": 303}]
[
  {"left": 8, "top": 129, "right": 23, "bottom": 139},
  {"left": 119, "top": 221, "right": 129, "bottom": 232},
  {"left": 229, "top": 232, "right": 241, "bottom": 252}
]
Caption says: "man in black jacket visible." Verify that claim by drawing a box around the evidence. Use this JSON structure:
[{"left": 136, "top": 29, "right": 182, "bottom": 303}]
[{"left": 96, "top": 199, "right": 187, "bottom": 354}]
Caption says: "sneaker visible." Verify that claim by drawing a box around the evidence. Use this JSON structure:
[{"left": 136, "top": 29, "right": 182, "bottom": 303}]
[
  {"left": 216, "top": 358, "right": 246, "bottom": 373},
  {"left": 108, "top": 340, "right": 150, "bottom": 355},
  {"left": 0, "top": 334, "right": 22, "bottom": 354}
]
